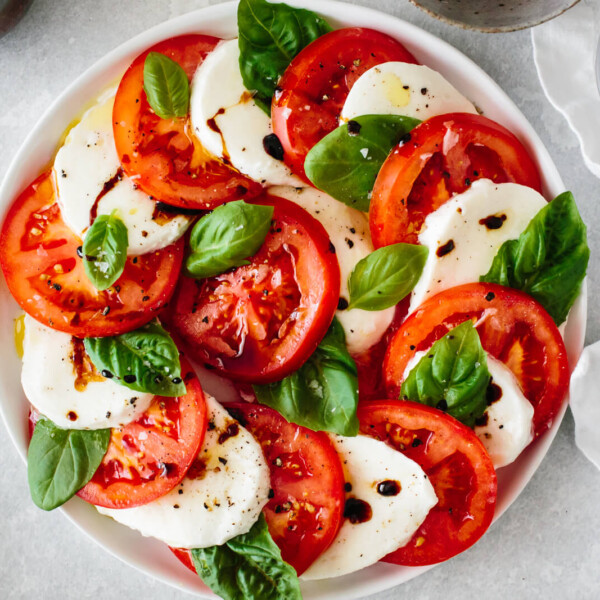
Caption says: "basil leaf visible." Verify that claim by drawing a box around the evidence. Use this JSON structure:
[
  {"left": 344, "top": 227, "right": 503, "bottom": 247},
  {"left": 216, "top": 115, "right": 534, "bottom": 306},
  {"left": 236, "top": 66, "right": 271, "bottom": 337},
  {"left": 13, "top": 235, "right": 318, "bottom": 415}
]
[
  {"left": 401, "top": 321, "right": 490, "bottom": 428},
  {"left": 481, "top": 191, "right": 589, "bottom": 325},
  {"left": 305, "top": 115, "right": 421, "bottom": 211},
  {"left": 191, "top": 513, "right": 301, "bottom": 600},
  {"left": 186, "top": 200, "right": 274, "bottom": 279},
  {"left": 143, "top": 51, "right": 190, "bottom": 119},
  {"left": 82, "top": 211, "right": 128, "bottom": 291},
  {"left": 254, "top": 318, "right": 359, "bottom": 436},
  {"left": 84, "top": 320, "right": 185, "bottom": 397},
  {"left": 238, "top": 0, "right": 332, "bottom": 113},
  {"left": 348, "top": 243, "right": 428, "bottom": 311},
  {"left": 28, "top": 417, "right": 110, "bottom": 511}
]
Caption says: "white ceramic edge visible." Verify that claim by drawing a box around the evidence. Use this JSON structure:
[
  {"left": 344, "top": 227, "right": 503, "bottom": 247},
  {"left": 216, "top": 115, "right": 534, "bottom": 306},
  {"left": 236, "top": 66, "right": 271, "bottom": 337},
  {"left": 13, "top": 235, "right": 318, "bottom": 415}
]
[{"left": 0, "top": 1, "right": 586, "bottom": 599}]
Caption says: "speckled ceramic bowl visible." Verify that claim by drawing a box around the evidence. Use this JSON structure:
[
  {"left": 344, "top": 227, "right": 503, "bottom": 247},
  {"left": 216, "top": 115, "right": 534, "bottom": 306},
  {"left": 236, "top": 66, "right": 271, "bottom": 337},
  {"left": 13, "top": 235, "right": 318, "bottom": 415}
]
[{"left": 410, "top": 0, "right": 580, "bottom": 33}]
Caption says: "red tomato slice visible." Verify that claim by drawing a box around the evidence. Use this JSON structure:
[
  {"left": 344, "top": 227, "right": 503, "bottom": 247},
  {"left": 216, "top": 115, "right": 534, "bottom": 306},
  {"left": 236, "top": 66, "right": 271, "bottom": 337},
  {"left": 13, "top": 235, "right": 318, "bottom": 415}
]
[
  {"left": 0, "top": 171, "right": 184, "bottom": 337},
  {"left": 358, "top": 400, "right": 497, "bottom": 566},
  {"left": 113, "top": 34, "right": 263, "bottom": 210},
  {"left": 384, "top": 283, "right": 569, "bottom": 437},
  {"left": 163, "top": 194, "right": 340, "bottom": 383},
  {"left": 77, "top": 359, "right": 207, "bottom": 508},
  {"left": 272, "top": 27, "right": 418, "bottom": 182},
  {"left": 369, "top": 113, "right": 543, "bottom": 246}
]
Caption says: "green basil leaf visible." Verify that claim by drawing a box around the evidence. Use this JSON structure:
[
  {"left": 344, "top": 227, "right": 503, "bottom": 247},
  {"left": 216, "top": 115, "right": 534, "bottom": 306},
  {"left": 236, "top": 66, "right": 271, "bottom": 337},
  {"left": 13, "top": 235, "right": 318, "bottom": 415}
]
[
  {"left": 143, "top": 51, "right": 190, "bottom": 119},
  {"left": 84, "top": 320, "right": 185, "bottom": 397},
  {"left": 186, "top": 200, "right": 274, "bottom": 279},
  {"left": 82, "top": 211, "right": 128, "bottom": 291},
  {"left": 254, "top": 318, "right": 359, "bottom": 436},
  {"left": 348, "top": 243, "right": 428, "bottom": 311},
  {"left": 238, "top": 0, "right": 332, "bottom": 112},
  {"left": 191, "top": 513, "right": 301, "bottom": 600},
  {"left": 400, "top": 321, "right": 490, "bottom": 428},
  {"left": 305, "top": 115, "right": 421, "bottom": 211},
  {"left": 28, "top": 417, "right": 110, "bottom": 511},
  {"left": 480, "top": 191, "right": 589, "bottom": 325}
]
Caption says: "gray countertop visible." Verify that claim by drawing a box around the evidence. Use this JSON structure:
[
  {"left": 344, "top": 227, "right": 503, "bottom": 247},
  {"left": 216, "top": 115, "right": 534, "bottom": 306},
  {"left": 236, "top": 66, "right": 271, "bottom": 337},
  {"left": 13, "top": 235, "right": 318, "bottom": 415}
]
[{"left": 1, "top": 0, "right": 599, "bottom": 598}]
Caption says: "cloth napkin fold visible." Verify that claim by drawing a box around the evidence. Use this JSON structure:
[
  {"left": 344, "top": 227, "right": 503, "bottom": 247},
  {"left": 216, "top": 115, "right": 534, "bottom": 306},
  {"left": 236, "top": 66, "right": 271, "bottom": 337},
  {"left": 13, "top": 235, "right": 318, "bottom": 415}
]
[
  {"left": 532, "top": 0, "right": 600, "bottom": 179},
  {"left": 569, "top": 340, "right": 600, "bottom": 470}
]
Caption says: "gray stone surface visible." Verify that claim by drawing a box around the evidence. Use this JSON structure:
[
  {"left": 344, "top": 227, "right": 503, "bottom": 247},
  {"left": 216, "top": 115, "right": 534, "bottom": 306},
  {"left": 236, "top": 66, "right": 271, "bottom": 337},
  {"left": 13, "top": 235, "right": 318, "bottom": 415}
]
[{"left": 1, "top": 0, "right": 599, "bottom": 599}]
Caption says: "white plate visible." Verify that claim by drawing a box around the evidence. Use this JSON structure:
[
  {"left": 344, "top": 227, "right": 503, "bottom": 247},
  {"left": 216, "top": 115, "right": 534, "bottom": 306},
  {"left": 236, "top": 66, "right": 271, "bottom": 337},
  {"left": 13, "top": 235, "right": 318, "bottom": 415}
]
[{"left": 0, "top": 1, "right": 586, "bottom": 599}]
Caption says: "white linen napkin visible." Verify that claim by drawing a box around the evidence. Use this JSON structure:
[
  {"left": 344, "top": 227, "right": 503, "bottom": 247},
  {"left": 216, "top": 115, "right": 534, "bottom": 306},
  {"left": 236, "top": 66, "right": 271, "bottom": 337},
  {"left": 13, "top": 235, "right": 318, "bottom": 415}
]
[
  {"left": 569, "top": 340, "right": 600, "bottom": 470},
  {"left": 532, "top": 0, "right": 600, "bottom": 179}
]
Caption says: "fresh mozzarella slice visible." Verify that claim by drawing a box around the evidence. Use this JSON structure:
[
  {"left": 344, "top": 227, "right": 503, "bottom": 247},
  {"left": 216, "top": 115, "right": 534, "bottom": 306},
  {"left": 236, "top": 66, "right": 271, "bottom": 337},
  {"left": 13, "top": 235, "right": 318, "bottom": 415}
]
[
  {"left": 403, "top": 351, "right": 534, "bottom": 468},
  {"left": 474, "top": 356, "right": 534, "bottom": 468},
  {"left": 409, "top": 179, "right": 547, "bottom": 314},
  {"left": 53, "top": 89, "right": 192, "bottom": 255},
  {"left": 97, "top": 395, "right": 270, "bottom": 549},
  {"left": 21, "top": 315, "right": 153, "bottom": 429},
  {"left": 301, "top": 434, "right": 437, "bottom": 580},
  {"left": 190, "top": 39, "right": 301, "bottom": 187},
  {"left": 341, "top": 62, "right": 477, "bottom": 122},
  {"left": 269, "top": 186, "right": 395, "bottom": 355}
]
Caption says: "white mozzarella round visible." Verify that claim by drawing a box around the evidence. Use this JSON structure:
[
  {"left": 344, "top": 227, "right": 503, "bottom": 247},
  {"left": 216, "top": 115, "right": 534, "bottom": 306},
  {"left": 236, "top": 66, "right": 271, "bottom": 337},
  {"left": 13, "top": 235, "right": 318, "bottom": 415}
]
[
  {"left": 409, "top": 179, "right": 547, "bottom": 314},
  {"left": 21, "top": 315, "right": 153, "bottom": 429},
  {"left": 190, "top": 38, "right": 301, "bottom": 187},
  {"left": 53, "top": 90, "right": 192, "bottom": 255},
  {"left": 474, "top": 356, "right": 534, "bottom": 468},
  {"left": 301, "top": 434, "right": 437, "bottom": 580},
  {"left": 269, "top": 185, "right": 395, "bottom": 355},
  {"left": 341, "top": 62, "right": 477, "bottom": 123},
  {"left": 403, "top": 350, "right": 534, "bottom": 468},
  {"left": 97, "top": 395, "right": 270, "bottom": 549}
]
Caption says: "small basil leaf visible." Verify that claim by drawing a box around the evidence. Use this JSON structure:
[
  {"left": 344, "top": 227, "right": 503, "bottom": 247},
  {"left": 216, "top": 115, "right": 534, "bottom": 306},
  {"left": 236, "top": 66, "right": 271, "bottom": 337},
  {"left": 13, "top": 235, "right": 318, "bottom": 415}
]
[
  {"left": 238, "top": 0, "right": 332, "bottom": 112},
  {"left": 186, "top": 200, "right": 274, "bottom": 279},
  {"left": 143, "top": 51, "right": 190, "bottom": 119},
  {"left": 254, "top": 318, "right": 359, "bottom": 436},
  {"left": 28, "top": 417, "right": 110, "bottom": 511},
  {"left": 305, "top": 114, "right": 421, "bottom": 211},
  {"left": 82, "top": 211, "right": 128, "bottom": 291},
  {"left": 348, "top": 243, "right": 428, "bottom": 311},
  {"left": 84, "top": 320, "right": 185, "bottom": 397},
  {"left": 481, "top": 191, "right": 589, "bottom": 325},
  {"left": 401, "top": 321, "right": 490, "bottom": 428},
  {"left": 191, "top": 513, "right": 301, "bottom": 600}
]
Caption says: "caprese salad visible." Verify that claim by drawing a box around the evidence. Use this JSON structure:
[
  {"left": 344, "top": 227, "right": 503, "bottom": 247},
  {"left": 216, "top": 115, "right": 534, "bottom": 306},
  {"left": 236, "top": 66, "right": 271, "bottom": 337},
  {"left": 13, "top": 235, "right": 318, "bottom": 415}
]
[{"left": 0, "top": 0, "right": 589, "bottom": 599}]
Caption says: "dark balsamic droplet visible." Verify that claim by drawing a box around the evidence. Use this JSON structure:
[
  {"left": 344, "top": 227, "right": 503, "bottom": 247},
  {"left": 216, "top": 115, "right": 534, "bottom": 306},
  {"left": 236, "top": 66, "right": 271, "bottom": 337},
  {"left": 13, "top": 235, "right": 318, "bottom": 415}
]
[
  {"left": 344, "top": 482, "right": 353, "bottom": 493},
  {"left": 262, "top": 134, "right": 284, "bottom": 161},
  {"left": 486, "top": 380, "right": 503, "bottom": 405},
  {"left": 101, "top": 369, "right": 113, "bottom": 379},
  {"left": 337, "top": 297, "right": 349, "bottom": 311},
  {"left": 347, "top": 120, "right": 361, "bottom": 136},
  {"left": 436, "top": 239, "right": 455, "bottom": 257},
  {"left": 377, "top": 480, "right": 401, "bottom": 496},
  {"left": 76, "top": 246, "right": 83, "bottom": 258},
  {"left": 485, "top": 291, "right": 495, "bottom": 302},
  {"left": 123, "top": 374, "right": 137, "bottom": 384},
  {"left": 343, "top": 497, "right": 373, "bottom": 524},
  {"left": 479, "top": 214, "right": 507, "bottom": 230},
  {"left": 171, "top": 377, "right": 182, "bottom": 385}
]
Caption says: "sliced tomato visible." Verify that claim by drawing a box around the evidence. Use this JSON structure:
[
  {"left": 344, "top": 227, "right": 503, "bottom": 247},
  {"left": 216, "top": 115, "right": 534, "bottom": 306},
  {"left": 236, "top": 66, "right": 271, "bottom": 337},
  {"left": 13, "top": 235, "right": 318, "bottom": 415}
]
[
  {"left": 113, "top": 34, "right": 263, "bottom": 210},
  {"left": 272, "top": 27, "right": 418, "bottom": 182},
  {"left": 369, "top": 113, "right": 543, "bottom": 246},
  {"left": 77, "top": 359, "right": 207, "bottom": 508},
  {"left": 358, "top": 400, "right": 497, "bottom": 566},
  {"left": 384, "top": 283, "right": 569, "bottom": 437},
  {"left": 0, "top": 171, "right": 184, "bottom": 337},
  {"left": 163, "top": 194, "right": 340, "bottom": 383}
]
